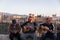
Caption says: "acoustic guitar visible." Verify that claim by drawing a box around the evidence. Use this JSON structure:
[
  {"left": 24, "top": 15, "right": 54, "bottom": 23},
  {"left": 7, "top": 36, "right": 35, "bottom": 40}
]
[
  {"left": 22, "top": 25, "right": 34, "bottom": 33},
  {"left": 36, "top": 26, "right": 54, "bottom": 37}
]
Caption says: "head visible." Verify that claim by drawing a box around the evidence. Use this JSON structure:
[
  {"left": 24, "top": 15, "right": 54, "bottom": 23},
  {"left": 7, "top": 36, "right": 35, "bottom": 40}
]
[
  {"left": 28, "top": 16, "right": 35, "bottom": 22},
  {"left": 12, "top": 19, "right": 16, "bottom": 24},
  {"left": 46, "top": 17, "right": 52, "bottom": 24}
]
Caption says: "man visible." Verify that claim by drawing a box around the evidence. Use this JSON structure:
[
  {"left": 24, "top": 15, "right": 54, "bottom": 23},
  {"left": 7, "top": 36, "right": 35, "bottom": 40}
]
[
  {"left": 40, "top": 17, "right": 57, "bottom": 40},
  {"left": 9, "top": 19, "right": 21, "bottom": 40},
  {"left": 21, "top": 16, "right": 37, "bottom": 40},
  {"left": 57, "top": 26, "right": 60, "bottom": 40}
]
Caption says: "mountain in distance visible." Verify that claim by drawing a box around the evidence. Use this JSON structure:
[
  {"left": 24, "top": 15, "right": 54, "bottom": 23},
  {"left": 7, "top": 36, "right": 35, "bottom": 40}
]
[{"left": 0, "top": 12, "right": 28, "bottom": 18}]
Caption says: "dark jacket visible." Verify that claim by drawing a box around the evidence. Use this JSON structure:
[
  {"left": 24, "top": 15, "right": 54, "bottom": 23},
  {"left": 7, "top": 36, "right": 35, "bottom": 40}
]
[{"left": 9, "top": 23, "right": 21, "bottom": 33}]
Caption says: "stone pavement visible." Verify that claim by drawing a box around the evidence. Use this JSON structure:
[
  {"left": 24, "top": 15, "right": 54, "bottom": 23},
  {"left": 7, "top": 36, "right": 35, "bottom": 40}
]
[
  {"left": 0, "top": 34, "right": 52, "bottom": 40},
  {"left": 0, "top": 34, "right": 9, "bottom": 40}
]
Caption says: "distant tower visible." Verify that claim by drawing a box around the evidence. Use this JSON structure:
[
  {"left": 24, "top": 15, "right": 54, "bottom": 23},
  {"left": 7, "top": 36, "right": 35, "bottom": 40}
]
[
  {"left": 29, "top": 13, "right": 35, "bottom": 17},
  {"left": 52, "top": 14, "right": 56, "bottom": 17}
]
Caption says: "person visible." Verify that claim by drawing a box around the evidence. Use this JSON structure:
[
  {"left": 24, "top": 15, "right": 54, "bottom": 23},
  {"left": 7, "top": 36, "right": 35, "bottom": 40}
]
[
  {"left": 40, "top": 17, "right": 57, "bottom": 40},
  {"left": 21, "top": 16, "right": 37, "bottom": 40},
  {"left": 9, "top": 19, "right": 21, "bottom": 40},
  {"left": 57, "top": 26, "right": 60, "bottom": 40}
]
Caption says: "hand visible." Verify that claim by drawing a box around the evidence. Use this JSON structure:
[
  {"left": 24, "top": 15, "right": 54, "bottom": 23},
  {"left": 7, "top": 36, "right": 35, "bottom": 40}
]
[
  {"left": 49, "top": 30, "right": 54, "bottom": 33},
  {"left": 30, "top": 27, "right": 34, "bottom": 30},
  {"left": 13, "top": 30, "right": 17, "bottom": 34},
  {"left": 44, "top": 26, "right": 49, "bottom": 30},
  {"left": 41, "top": 26, "right": 45, "bottom": 29}
]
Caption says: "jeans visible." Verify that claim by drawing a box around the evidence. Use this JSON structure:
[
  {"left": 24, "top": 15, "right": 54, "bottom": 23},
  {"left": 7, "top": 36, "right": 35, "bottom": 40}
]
[
  {"left": 57, "top": 32, "right": 60, "bottom": 40},
  {"left": 41, "top": 32, "right": 57, "bottom": 40},
  {"left": 21, "top": 33, "right": 37, "bottom": 40},
  {"left": 9, "top": 32, "right": 21, "bottom": 40}
]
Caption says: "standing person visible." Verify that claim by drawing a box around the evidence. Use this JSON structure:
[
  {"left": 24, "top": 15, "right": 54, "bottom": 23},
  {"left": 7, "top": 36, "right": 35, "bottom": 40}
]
[
  {"left": 21, "top": 16, "right": 37, "bottom": 40},
  {"left": 9, "top": 19, "right": 21, "bottom": 40},
  {"left": 40, "top": 17, "right": 57, "bottom": 40}
]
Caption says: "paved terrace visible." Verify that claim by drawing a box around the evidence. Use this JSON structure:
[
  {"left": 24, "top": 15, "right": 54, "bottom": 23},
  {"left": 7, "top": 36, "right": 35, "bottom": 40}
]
[
  {"left": 0, "top": 34, "right": 55, "bottom": 40},
  {"left": 0, "top": 34, "right": 9, "bottom": 40}
]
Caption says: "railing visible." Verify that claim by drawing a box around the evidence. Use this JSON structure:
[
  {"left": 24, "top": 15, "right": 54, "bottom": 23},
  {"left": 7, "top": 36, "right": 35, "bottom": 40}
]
[{"left": 0, "top": 23, "right": 9, "bottom": 34}]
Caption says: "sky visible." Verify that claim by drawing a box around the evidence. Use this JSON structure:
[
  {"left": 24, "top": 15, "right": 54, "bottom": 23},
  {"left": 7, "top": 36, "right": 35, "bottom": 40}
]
[{"left": 0, "top": 0, "right": 60, "bottom": 16}]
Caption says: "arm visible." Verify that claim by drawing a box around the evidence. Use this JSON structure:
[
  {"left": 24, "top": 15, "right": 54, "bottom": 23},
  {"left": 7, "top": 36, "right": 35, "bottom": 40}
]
[
  {"left": 40, "top": 23, "right": 45, "bottom": 29},
  {"left": 21, "top": 21, "right": 28, "bottom": 32},
  {"left": 21, "top": 22, "right": 28, "bottom": 28},
  {"left": 52, "top": 24, "right": 55, "bottom": 31},
  {"left": 50, "top": 24, "right": 56, "bottom": 33},
  {"left": 9, "top": 24, "right": 14, "bottom": 33},
  {"left": 40, "top": 23, "right": 49, "bottom": 30},
  {"left": 16, "top": 23, "right": 21, "bottom": 32},
  {"left": 34, "top": 22, "right": 37, "bottom": 31}
]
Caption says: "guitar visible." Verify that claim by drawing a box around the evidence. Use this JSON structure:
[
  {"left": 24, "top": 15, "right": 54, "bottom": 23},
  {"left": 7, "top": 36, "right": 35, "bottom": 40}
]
[
  {"left": 36, "top": 26, "right": 54, "bottom": 37},
  {"left": 40, "top": 25, "right": 55, "bottom": 33},
  {"left": 22, "top": 25, "right": 34, "bottom": 33}
]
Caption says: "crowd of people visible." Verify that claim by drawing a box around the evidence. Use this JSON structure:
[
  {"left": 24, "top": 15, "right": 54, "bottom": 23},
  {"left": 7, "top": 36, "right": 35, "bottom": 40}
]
[{"left": 9, "top": 15, "right": 57, "bottom": 40}]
